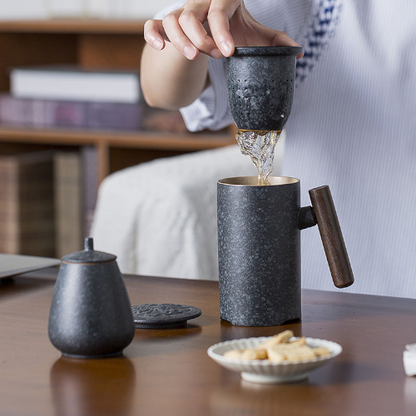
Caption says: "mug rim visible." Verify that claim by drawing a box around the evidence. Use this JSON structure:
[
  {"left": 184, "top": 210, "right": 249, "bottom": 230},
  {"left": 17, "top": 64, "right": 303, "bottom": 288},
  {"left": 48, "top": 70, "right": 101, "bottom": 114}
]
[{"left": 218, "top": 176, "right": 299, "bottom": 186}]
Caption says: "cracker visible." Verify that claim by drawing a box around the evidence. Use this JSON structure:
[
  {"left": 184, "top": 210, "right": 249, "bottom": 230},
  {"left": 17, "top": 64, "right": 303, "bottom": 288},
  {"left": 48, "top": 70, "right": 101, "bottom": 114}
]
[
  {"left": 282, "top": 346, "right": 316, "bottom": 362},
  {"left": 223, "top": 349, "right": 245, "bottom": 359},
  {"left": 222, "top": 331, "right": 331, "bottom": 363},
  {"left": 312, "top": 347, "right": 331, "bottom": 357},
  {"left": 224, "top": 348, "right": 267, "bottom": 360},
  {"left": 267, "top": 348, "right": 286, "bottom": 363},
  {"left": 241, "top": 348, "right": 267, "bottom": 360},
  {"left": 255, "top": 330, "right": 294, "bottom": 350}
]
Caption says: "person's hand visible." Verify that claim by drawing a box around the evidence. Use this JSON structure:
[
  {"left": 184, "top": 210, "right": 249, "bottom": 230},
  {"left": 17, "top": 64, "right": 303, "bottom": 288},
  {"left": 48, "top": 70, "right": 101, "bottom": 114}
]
[{"left": 144, "top": 0, "right": 303, "bottom": 60}]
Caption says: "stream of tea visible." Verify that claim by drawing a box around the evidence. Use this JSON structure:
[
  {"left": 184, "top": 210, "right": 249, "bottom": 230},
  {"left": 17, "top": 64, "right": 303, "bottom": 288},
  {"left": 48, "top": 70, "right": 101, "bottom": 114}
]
[{"left": 235, "top": 129, "right": 282, "bottom": 185}]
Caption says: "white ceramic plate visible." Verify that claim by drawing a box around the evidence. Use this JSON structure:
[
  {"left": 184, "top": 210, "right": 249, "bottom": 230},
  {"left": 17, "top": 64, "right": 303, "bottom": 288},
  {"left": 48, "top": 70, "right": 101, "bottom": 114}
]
[{"left": 207, "top": 336, "right": 342, "bottom": 384}]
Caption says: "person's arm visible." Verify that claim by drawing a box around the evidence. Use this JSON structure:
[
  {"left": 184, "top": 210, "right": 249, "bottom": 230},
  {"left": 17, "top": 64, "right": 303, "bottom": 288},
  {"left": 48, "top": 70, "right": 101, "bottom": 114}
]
[
  {"left": 140, "top": 41, "right": 210, "bottom": 110},
  {"left": 140, "top": 0, "right": 302, "bottom": 111}
]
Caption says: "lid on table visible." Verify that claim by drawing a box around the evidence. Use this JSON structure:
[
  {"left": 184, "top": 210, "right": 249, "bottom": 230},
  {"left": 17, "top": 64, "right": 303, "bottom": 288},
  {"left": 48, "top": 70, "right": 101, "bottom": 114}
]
[{"left": 62, "top": 237, "right": 117, "bottom": 263}]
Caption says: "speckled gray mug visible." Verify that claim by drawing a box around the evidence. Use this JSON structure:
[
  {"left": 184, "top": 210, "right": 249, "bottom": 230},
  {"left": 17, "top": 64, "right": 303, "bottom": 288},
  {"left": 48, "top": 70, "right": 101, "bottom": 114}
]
[{"left": 217, "top": 176, "right": 354, "bottom": 327}]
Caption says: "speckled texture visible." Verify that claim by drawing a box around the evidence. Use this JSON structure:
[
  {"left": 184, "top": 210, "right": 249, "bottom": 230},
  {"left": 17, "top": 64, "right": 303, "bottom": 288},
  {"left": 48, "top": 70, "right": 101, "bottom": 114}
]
[
  {"left": 48, "top": 261, "right": 135, "bottom": 358},
  {"left": 62, "top": 242, "right": 117, "bottom": 263},
  {"left": 217, "top": 178, "right": 303, "bottom": 326},
  {"left": 225, "top": 46, "right": 302, "bottom": 131},
  {"left": 131, "top": 303, "right": 202, "bottom": 328}
]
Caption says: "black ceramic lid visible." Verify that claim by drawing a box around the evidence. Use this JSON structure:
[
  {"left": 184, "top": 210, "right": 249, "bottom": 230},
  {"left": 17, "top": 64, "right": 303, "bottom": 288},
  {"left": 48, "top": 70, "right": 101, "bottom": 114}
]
[
  {"left": 131, "top": 304, "right": 202, "bottom": 329},
  {"left": 62, "top": 237, "right": 117, "bottom": 263}
]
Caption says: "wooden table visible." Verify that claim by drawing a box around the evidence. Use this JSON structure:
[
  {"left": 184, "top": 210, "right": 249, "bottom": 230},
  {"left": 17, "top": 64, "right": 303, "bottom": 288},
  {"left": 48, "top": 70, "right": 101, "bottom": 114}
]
[{"left": 1, "top": 269, "right": 416, "bottom": 416}]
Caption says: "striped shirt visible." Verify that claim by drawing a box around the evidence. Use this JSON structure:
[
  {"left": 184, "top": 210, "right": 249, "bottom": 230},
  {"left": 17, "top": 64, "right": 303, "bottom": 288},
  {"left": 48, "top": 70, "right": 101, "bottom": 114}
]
[{"left": 155, "top": 0, "right": 416, "bottom": 298}]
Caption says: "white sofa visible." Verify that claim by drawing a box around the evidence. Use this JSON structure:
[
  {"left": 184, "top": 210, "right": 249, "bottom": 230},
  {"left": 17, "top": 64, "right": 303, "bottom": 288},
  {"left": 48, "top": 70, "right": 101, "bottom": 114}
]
[{"left": 91, "top": 133, "right": 285, "bottom": 280}]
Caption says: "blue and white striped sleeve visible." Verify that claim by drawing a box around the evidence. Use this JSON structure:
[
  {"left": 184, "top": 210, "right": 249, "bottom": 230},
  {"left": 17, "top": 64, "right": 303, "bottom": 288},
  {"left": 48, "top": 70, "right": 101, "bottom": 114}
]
[{"left": 152, "top": 1, "right": 184, "bottom": 19}]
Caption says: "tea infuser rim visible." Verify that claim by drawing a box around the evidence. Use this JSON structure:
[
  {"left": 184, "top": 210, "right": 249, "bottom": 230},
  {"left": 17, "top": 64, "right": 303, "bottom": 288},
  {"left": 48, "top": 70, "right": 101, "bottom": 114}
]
[{"left": 232, "top": 46, "right": 303, "bottom": 57}]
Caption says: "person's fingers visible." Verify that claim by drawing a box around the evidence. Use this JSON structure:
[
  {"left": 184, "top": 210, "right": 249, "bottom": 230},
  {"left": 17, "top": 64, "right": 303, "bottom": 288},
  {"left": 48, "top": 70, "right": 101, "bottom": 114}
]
[
  {"left": 273, "top": 32, "right": 304, "bottom": 59},
  {"left": 144, "top": 19, "right": 167, "bottom": 51},
  {"left": 246, "top": 21, "right": 304, "bottom": 60},
  {"left": 162, "top": 10, "right": 199, "bottom": 60},
  {"left": 178, "top": 7, "right": 222, "bottom": 59},
  {"left": 207, "top": 0, "right": 241, "bottom": 57},
  {"left": 144, "top": 7, "right": 223, "bottom": 60},
  {"left": 270, "top": 30, "right": 304, "bottom": 59},
  {"left": 145, "top": 0, "right": 304, "bottom": 61}
]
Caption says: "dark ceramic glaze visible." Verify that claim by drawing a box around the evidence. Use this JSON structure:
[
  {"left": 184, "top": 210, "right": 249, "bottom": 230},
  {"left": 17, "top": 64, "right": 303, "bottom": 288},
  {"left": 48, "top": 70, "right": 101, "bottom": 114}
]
[
  {"left": 48, "top": 238, "right": 135, "bottom": 358},
  {"left": 131, "top": 303, "right": 202, "bottom": 329},
  {"left": 217, "top": 177, "right": 316, "bottom": 327},
  {"left": 225, "top": 46, "right": 303, "bottom": 130}
]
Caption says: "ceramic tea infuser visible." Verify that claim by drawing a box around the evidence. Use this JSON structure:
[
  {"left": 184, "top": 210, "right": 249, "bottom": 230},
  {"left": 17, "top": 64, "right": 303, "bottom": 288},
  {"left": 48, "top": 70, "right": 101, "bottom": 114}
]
[{"left": 225, "top": 46, "right": 303, "bottom": 131}]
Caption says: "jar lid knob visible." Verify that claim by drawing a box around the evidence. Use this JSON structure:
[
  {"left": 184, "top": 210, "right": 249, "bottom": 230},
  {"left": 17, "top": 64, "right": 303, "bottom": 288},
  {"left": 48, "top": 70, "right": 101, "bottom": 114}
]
[
  {"left": 85, "top": 237, "right": 94, "bottom": 251},
  {"left": 62, "top": 237, "right": 116, "bottom": 263}
]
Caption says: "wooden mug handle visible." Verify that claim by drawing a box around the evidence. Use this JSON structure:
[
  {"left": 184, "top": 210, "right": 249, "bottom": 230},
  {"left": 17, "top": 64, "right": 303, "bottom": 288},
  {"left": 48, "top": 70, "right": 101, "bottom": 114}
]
[{"left": 309, "top": 186, "right": 354, "bottom": 288}]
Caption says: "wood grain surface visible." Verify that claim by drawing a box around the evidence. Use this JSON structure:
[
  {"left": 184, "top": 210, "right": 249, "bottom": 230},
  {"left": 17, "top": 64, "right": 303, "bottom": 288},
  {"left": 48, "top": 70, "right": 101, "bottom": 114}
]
[
  {"left": 1, "top": 270, "right": 416, "bottom": 416},
  {"left": 309, "top": 185, "right": 354, "bottom": 289}
]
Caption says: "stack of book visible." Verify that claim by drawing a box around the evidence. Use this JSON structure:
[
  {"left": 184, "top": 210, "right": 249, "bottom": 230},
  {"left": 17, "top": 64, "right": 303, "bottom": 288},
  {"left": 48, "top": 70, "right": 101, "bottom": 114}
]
[
  {"left": 53, "top": 150, "right": 84, "bottom": 258},
  {"left": 0, "top": 66, "right": 144, "bottom": 131},
  {"left": 0, "top": 151, "right": 56, "bottom": 257},
  {"left": 0, "top": 66, "right": 146, "bottom": 258},
  {"left": 0, "top": 148, "right": 97, "bottom": 259}
]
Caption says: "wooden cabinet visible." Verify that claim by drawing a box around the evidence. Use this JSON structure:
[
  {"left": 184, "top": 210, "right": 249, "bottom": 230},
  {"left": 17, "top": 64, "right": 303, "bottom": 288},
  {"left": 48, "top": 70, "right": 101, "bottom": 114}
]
[{"left": 0, "top": 19, "right": 235, "bottom": 183}]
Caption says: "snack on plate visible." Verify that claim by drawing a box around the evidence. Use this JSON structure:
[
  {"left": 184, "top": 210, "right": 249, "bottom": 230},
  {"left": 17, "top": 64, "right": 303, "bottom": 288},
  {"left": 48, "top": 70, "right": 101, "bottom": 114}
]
[
  {"left": 255, "top": 330, "right": 294, "bottom": 350},
  {"left": 268, "top": 345, "right": 316, "bottom": 363},
  {"left": 311, "top": 347, "right": 332, "bottom": 357},
  {"left": 224, "top": 348, "right": 267, "bottom": 360},
  {"left": 223, "top": 330, "right": 331, "bottom": 363}
]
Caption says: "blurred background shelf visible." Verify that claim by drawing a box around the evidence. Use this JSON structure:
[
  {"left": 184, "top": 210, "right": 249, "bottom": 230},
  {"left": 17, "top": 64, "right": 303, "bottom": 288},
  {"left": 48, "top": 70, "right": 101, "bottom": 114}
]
[
  {"left": 0, "top": 19, "right": 146, "bottom": 33},
  {"left": 0, "top": 125, "right": 236, "bottom": 181},
  {"left": 0, "top": 19, "right": 235, "bottom": 180},
  {"left": 0, "top": 19, "right": 236, "bottom": 257},
  {"left": 0, "top": 19, "right": 236, "bottom": 170}
]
